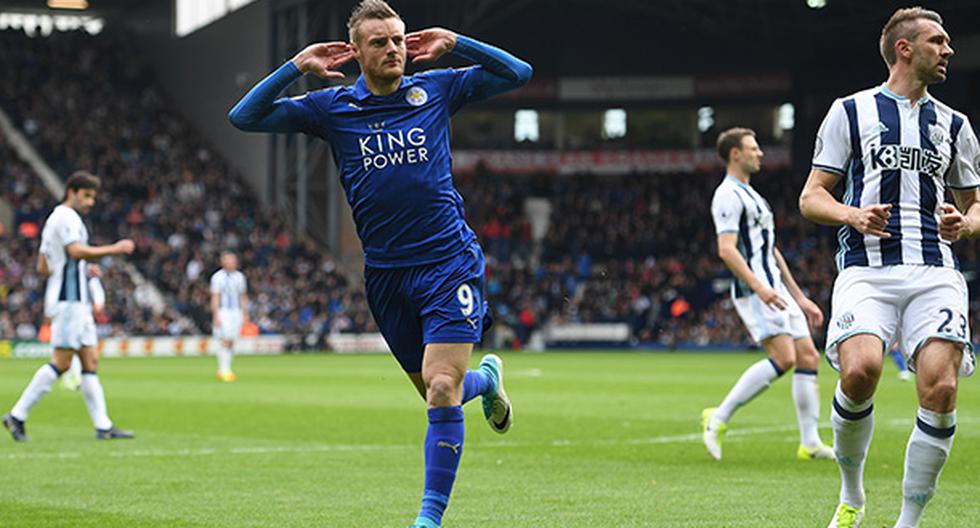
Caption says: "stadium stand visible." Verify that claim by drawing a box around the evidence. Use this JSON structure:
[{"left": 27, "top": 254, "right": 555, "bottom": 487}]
[
  {"left": 3, "top": 28, "right": 980, "bottom": 350},
  {"left": 0, "top": 29, "right": 375, "bottom": 342}
]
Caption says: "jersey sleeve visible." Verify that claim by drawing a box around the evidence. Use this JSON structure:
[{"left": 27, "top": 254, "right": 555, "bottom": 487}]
[
  {"left": 421, "top": 68, "right": 482, "bottom": 115},
  {"left": 229, "top": 61, "right": 334, "bottom": 135},
  {"left": 711, "top": 189, "right": 744, "bottom": 235},
  {"left": 239, "top": 274, "right": 248, "bottom": 294},
  {"left": 38, "top": 235, "right": 52, "bottom": 260},
  {"left": 281, "top": 90, "right": 335, "bottom": 136},
  {"left": 812, "top": 98, "right": 851, "bottom": 176},
  {"left": 210, "top": 273, "right": 221, "bottom": 294},
  {"left": 947, "top": 115, "right": 980, "bottom": 190},
  {"left": 57, "top": 212, "right": 83, "bottom": 248}
]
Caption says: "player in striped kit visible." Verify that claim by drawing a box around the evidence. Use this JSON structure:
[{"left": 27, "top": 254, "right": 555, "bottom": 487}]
[
  {"left": 702, "top": 127, "right": 834, "bottom": 462},
  {"left": 800, "top": 8, "right": 980, "bottom": 527},
  {"left": 3, "top": 172, "right": 135, "bottom": 441},
  {"left": 210, "top": 251, "right": 248, "bottom": 382}
]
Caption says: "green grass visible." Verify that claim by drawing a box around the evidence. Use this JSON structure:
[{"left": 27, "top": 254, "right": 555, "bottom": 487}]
[{"left": 0, "top": 351, "right": 977, "bottom": 527}]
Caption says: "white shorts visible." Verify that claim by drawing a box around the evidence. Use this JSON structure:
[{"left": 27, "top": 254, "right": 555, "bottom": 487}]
[
  {"left": 213, "top": 310, "right": 243, "bottom": 341},
  {"left": 826, "top": 265, "right": 975, "bottom": 377},
  {"left": 733, "top": 283, "right": 810, "bottom": 344},
  {"left": 51, "top": 302, "right": 97, "bottom": 350}
]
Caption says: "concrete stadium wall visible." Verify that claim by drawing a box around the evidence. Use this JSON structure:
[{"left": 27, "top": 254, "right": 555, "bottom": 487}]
[{"left": 123, "top": 0, "right": 272, "bottom": 204}]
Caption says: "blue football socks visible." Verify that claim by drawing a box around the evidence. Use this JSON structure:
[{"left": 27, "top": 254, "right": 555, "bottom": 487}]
[
  {"left": 416, "top": 406, "right": 465, "bottom": 526},
  {"left": 461, "top": 369, "right": 493, "bottom": 405}
]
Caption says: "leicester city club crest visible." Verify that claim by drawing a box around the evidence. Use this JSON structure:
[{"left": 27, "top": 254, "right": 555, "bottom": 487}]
[{"left": 406, "top": 86, "right": 428, "bottom": 107}]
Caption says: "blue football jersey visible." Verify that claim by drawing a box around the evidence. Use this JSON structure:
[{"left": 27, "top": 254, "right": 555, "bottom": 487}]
[{"left": 285, "top": 69, "right": 486, "bottom": 268}]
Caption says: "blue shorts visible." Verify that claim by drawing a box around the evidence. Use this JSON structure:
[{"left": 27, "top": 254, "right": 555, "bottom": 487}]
[{"left": 364, "top": 242, "right": 493, "bottom": 373}]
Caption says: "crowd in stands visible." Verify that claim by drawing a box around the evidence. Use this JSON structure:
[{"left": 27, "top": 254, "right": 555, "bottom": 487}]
[
  {"left": 3, "top": 28, "right": 980, "bottom": 351},
  {"left": 0, "top": 135, "right": 47, "bottom": 340},
  {"left": 0, "top": 29, "right": 374, "bottom": 342},
  {"left": 457, "top": 167, "right": 980, "bottom": 348}
]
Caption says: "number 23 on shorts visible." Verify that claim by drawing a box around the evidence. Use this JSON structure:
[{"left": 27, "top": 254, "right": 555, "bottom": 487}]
[{"left": 937, "top": 308, "right": 968, "bottom": 339}]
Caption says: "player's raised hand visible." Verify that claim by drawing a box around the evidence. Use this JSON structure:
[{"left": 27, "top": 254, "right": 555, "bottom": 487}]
[
  {"left": 798, "top": 297, "right": 824, "bottom": 329},
  {"left": 847, "top": 203, "right": 892, "bottom": 237},
  {"left": 114, "top": 239, "right": 135, "bottom": 255},
  {"left": 939, "top": 202, "right": 971, "bottom": 242},
  {"left": 291, "top": 42, "right": 355, "bottom": 79},
  {"left": 406, "top": 28, "right": 457, "bottom": 63},
  {"left": 757, "top": 286, "right": 788, "bottom": 311}
]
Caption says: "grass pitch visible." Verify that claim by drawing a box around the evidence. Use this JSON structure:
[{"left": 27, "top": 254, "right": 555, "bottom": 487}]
[{"left": 0, "top": 351, "right": 977, "bottom": 527}]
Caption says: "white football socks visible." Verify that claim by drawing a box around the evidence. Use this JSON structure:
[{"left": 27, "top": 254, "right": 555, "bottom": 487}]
[
  {"left": 831, "top": 381, "right": 874, "bottom": 508},
  {"left": 80, "top": 372, "right": 113, "bottom": 431},
  {"left": 894, "top": 407, "right": 955, "bottom": 528},
  {"left": 217, "top": 344, "right": 233, "bottom": 375},
  {"left": 793, "top": 369, "right": 822, "bottom": 448},
  {"left": 10, "top": 364, "right": 60, "bottom": 421},
  {"left": 716, "top": 359, "right": 782, "bottom": 423}
]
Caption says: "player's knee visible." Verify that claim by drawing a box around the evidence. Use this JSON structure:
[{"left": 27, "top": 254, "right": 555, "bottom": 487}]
[
  {"left": 425, "top": 373, "right": 461, "bottom": 406},
  {"left": 923, "top": 378, "right": 957, "bottom": 410},
  {"left": 80, "top": 355, "right": 99, "bottom": 372},
  {"left": 795, "top": 346, "right": 820, "bottom": 370},
  {"left": 773, "top": 356, "right": 795, "bottom": 373},
  {"left": 51, "top": 359, "right": 71, "bottom": 376},
  {"left": 50, "top": 357, "right": 71, "bottom": 374},
  {"left": 841, "top": 362, "right": 880, "bottom": 393}
]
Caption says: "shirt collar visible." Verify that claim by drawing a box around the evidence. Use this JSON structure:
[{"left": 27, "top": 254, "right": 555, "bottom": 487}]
[
  {"left": 725, "top": 175, "right": 751, "bottom": 188},
  {"left": 879, "top": 83, "right": 931, "bottom": 106},
  {"left": 352, "top": 74, "right": 415, "bottom": 100}
]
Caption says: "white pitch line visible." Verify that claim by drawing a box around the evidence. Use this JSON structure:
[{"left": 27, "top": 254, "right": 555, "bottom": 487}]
[
  {"left": 2, "top": 417, "right": 976, "bottom": 462},
  {"left": 0, "top": 424, "right": 793, "bottom": 461}
]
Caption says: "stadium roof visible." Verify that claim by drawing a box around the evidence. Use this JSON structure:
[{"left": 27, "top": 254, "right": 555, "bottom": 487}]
[{"left": 6, "top": 0, "right": 980, "bottom": 77}]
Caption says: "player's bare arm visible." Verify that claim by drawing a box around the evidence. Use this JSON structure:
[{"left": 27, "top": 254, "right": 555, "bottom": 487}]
[
  {"left": 799, "top": 168, "right": 892, "bottom": 237},
  {"left": 773, "top": 247, "right": 823, "bottom": 328},
  {"left": 36, "top": 254, "right": 49, "bottom": 277},
  {"left": 66, "top": 239, "right": 135, "bottom": 261},
  {"left": 211, "top": 292, "right": 221, "bottom": 328},
  {"left": 290, "top": 42, "right": 355, "bottom": 79},
  {"left": 240, "top": 293, "right": 250, "bottom": 324},
  {"left": 717, "top": 232, "right": 787, "bottom": 310},
  {"left": 940, "top": 188, "right": 980, "bottom": 242}
]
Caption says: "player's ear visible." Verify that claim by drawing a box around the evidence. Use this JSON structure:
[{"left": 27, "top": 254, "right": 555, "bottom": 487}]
[
  {"left": 728, "top": 146, "right": 739, "bottom": 163},
  {"left": 895, "top": 38, "right": 913, "bottom": 61}
]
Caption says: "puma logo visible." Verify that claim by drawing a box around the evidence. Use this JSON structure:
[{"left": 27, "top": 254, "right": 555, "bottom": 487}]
[{"left": 437, "top": 441, "right": 461, "bottom": 455}]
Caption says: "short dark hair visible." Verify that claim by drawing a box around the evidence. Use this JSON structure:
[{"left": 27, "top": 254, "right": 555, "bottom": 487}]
[
  {"left": 716, "top": 127, "right": 756, "bottom": 163},
  {"left": 64, "top": 171, "right": 101, "bottom": 199},
  {"left": 348, "top": 0, "right": 401, "bottom": 43},
  {"left": 880, "top": 7, "right": 944, "bottom": 67}
]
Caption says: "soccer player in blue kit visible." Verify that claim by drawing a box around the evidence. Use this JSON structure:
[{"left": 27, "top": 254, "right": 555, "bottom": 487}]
[{"left": 228, "top": 1, "right": 531, "bottom": 526}]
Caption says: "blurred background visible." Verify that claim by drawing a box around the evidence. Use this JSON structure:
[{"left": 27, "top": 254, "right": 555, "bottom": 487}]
[{"left": 3, "top": 0, "right": 980, "bottom": 355}]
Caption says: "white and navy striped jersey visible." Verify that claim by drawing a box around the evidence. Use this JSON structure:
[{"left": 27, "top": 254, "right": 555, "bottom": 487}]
[
  {"left": 711, "top": 176, "right": 782, "bottom": 298},
  {"left": 40, "top": 204, "right": 89, "bottom": 313},
  {"left": 210, "top": 269, "right": 247, "bottom": 311},
  {"left": 813, "top": 84, "right": 980, "bottom": 270}
]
